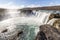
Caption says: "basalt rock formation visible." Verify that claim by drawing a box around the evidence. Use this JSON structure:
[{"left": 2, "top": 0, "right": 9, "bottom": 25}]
[
  {"left": 48, "top": 13, "right": 60, "bottom": 22},
  {"left": 35, "top": 24, "right": 60, "bottom": 40}
]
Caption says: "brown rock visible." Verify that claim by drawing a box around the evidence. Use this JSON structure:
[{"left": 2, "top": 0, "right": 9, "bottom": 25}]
[{"left": 35, "top": 24, "right": 60, "bottom": 40}]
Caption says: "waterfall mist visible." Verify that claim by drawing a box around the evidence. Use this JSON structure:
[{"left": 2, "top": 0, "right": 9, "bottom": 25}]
[{"left": 0, "top": 9, "right": 52, "bottom": 40}]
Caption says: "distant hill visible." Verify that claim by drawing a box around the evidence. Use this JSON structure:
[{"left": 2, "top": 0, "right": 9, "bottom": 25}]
[{"left": 20, "top": 6, "right": 60, "bottom": 10}]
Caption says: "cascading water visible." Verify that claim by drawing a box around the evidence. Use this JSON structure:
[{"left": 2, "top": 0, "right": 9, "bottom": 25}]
[{"left": 0, "top": 9, "right": 51, "bottom": 40}]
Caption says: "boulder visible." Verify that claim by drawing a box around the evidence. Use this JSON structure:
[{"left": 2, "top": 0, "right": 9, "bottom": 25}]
[{"left": 35, "top": 24, "right": 60, "bottom": 40}]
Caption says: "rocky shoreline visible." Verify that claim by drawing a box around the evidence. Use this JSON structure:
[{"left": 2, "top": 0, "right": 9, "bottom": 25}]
[{"left": 35, "top": 24, "right": 60, "bottom": 40}]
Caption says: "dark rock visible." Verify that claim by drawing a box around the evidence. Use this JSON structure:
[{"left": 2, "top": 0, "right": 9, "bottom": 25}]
[
  {"left": 17, "top": 31, "right": 23, "bottom": 37},
  {"left": 1, "top": 29, "right": 8, "bottom": 33},
  {"left": 48, "top": 13, "right": 60, "bottom": 22},
  {"left": 35, "top": 24, "right": 60, "bottom": 40}
]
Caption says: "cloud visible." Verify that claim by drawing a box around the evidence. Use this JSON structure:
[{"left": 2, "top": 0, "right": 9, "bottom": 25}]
[
  {"left": 48, "top": 2, "right": 60, "bottom": 6},
  {"left": 26, "top": 4, "right": 41, "bottom": 8},
  {"left": 0, "top": 1, "right": 41, "bottom": 9},
  {"left": 0, "top": 0, "right": 60, "bottom": 9},
  {"left": 0, "top": 1, "right": 25, "bottom": 9},
  {"left": 2, "top": 1, "right": 60, "bottom": 9}
]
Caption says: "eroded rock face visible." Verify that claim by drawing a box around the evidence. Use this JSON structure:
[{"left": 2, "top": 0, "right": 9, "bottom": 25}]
[
  {"left": 48, "top": 13, "right": 60, "bottom": 22},
  {"left": 35, "top": 24, "right": 60, "bottom": 40},
  {"left": 47, "top": 18, "right": 60, "bottom": 30}
]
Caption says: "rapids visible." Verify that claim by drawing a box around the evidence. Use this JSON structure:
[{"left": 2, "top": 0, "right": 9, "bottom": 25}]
[{"left": 0, "top": 9, "right": 52, "bottom": 40}]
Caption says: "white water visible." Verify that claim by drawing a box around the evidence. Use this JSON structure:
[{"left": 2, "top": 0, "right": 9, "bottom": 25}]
[{"left": 0, "top": 9, "right": 51, "bottom": 40}]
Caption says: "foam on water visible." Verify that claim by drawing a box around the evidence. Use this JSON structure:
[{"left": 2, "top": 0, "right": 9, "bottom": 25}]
[{"left": 0, "top": 9, "right": 51, "bottom": 40}]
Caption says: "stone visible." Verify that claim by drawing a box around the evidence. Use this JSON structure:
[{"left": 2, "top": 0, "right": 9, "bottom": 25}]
[{"left": 35, "top": 24, "right": 60, "bottom": 40}]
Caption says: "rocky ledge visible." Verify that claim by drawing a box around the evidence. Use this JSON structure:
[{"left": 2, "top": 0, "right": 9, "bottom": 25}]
[{"left": 35, "top": 24, "right": 60, "bottom": 40}]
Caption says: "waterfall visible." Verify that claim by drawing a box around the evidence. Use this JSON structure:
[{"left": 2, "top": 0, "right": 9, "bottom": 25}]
[
  {"left": 32, "top": 10, "right": 51, "bottom": 24},
  {"left": 0, "top": 9, "right": 51, "bottom": 40}
]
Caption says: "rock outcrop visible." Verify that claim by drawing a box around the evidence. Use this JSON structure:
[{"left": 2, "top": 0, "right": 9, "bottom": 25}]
[{"left": 35, "top": 24, "right": 60, "bottom": 40}]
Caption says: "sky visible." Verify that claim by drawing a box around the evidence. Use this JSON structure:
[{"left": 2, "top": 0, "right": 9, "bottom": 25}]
[{"left": 0, "top": 0, "right": 60, "bottom": 8}]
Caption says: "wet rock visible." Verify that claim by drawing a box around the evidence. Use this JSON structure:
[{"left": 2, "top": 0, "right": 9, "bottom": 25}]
[
  {"left": 17, "top": 31, "right": 23, "bottom": 37},
  {"left": 8, "top": 30, "right": 23, "bottom": 40},
  {"left": 48, "top": 13, "right": 60, "bottom": 22},
  {"left": 47, "top": 18, "right": 60, "bottom": 30},
  {"left": 1, "top": 29, "right": 8, "bottom": 33},
  {"left": 35, "top": 24, "right": 60, "bottom": 40},
  {"left": 0, "top": 30, "right": 23, "bottom": 40}
]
